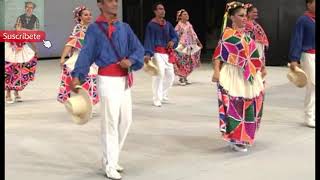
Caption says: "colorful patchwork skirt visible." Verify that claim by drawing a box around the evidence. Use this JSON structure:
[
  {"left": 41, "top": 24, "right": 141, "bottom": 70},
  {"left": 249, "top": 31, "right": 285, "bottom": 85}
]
[
  {"left": 217, "top": 63, "right": 265, "bottom": 145},
  {"left": 174, "top": 50, "right": 201, "bottom": 78},
  {"left": 5, "top": 43, "right": 37, "bottom": 91},
  {"left": 57, "top": 52, "right": 99, "bottom": 105}
]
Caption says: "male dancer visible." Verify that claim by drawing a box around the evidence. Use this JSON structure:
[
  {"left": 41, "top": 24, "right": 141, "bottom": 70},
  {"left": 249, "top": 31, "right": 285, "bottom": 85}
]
[
  {"left": 289, "top": 0, "right": 315, "bottom": 128},
  {"left": 70, "top": 0, "right": 144, "bottom": 179},
  {"left": 144, "top": 2, "right": 179, "bottom": 107}
]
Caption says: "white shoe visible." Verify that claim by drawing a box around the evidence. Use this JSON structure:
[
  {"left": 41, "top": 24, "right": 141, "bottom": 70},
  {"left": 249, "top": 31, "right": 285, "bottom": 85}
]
[
  {"left": 102, "top": 160, "right": 124, "bottom": 172},
  {"left": 231, "top": 144, "right": 248, "bottom": 152},
  {"left": 162, "top": 97, "right": 169, "bottom": 103},
  {"left": 185, "top": 79, "right": 192, "bottom": 85},
  {"left": 6, "top": 97, "right": 14, "bottom": 104},
  {"left": 153, "top": 101, "right": 162, "bottom": 107},
  {"left": 115, "top": 164, "right": 124, "bottom": 172},
  {"left": 178, "top": 78, "right": 186, "bottom": 86},
  {"left": 105, "top": 166, "right": 122, "bottom": 180},
  {"left": 305, "top": 120, "right": 315, "bottom": 128},
  {"left": 14, "top": 95, "right": 23, "bottom": 102}
]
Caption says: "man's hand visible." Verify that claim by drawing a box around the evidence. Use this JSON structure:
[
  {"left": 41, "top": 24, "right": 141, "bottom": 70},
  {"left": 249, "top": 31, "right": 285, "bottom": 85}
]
[
  {"left": 119, "top": 58, "right": 132, "bottom": 69},
  {"left": 70, "top": 77, "right": 81, "bottom": 93},
  {"left": 144, "top": 56, "right": 151, "bottom": 63},
  {"left": 167, "top": 41, "right": 174, "bottom": 49},
  {"left": 290, "top": 61, "right": 299, "bottom": 71}
]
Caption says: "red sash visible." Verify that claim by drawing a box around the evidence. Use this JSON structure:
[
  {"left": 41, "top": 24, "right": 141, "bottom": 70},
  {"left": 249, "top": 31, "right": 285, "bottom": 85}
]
[
  {"left": 154, "top": 46, "right": 176, "bottom": 64},
  {"left": 98, "top": 63, "right": 128, "bottom": 76},
  {"left": 305, "top": 49, "right": 316, "bottom": 54}
]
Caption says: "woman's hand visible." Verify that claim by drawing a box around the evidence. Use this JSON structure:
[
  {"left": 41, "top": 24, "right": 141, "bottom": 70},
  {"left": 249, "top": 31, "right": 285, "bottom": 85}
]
[
  {"left": 60, "top": 58, "right": 65, "bottom": 69},
  {"left": 261, "top": 66, "right": 267, "bottom": 78},
  {"left": 212, "top": 71, "right": 220, "bottom": 82}
]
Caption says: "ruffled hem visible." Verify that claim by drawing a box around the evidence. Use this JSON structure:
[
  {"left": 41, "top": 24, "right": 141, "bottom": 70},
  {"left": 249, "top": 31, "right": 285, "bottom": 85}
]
[{"left": 5, "top": 57, "right": 38, "bottom": 91}]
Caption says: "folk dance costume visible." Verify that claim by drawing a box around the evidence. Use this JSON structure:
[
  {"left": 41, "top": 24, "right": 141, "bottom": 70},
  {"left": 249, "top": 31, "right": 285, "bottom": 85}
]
[
  {"left": 289, "top": 12, "right": 315, "bottom": 127},
  {"left": 245, "top": 19, "right": 269, "bottom": 65},
  {"left": 144, "top": 18, "right": 178, "bottom": 106},
  {"left": 71, "top": 15, "right": 144, "bottom": 175},
  {"left": 57, "top": 23, "right": 99, "bottom": 105},
  {"left": 5, "top": 42, "right": 37, "bottom": 93},
  {"left": 174, "top": 21, "right": 201, "bottom": 84},
  {"left": 5, "top": 13, "right": 39, "bottom": 103},
  {"left": 213, "top": 27, "right": 265, "bottom": 146}
]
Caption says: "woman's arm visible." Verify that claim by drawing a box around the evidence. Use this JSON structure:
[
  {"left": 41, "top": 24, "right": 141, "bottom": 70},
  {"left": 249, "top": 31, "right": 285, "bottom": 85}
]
[{"left": 60, "top": 45, "right": 72, "bottom": 68}]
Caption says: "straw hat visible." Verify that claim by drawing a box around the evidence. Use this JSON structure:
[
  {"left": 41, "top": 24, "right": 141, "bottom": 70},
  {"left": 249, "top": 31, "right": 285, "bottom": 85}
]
[
  {"left": 287, "top": 64, "right": 307, "bottom": 88},
  {"left": 175, "top": 44, "right": 201, "bottom": 55},
  {"left": 143, "top": 58, "right": 159, "bottom": 76},
  {"left": 64, "top": 85, "right": 92, "bottom": 125}
]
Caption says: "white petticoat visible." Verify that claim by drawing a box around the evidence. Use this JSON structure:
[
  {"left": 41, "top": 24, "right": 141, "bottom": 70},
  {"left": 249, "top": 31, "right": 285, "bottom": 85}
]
[
  {"left": 64, "top": 50, "right": 98, "bottom": 75},
  {"left": 219, "top": 63, "right": 264, "bottom": 99},
  {"left": 5, "top": 42, "right": 35, "bottom": 63}
]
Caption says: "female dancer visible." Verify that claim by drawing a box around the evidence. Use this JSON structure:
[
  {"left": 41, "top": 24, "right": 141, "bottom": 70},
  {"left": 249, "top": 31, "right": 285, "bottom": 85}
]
[
  {"left": 57, "top": 6, "right": 99, "bottom": 107},
  {"left": 5, "top": 21, "right": 38, "bottom": 103},
  {"left": 174, "top": 9, "right": 202, "bottom": 86},
  {"left": 212, "top": 1, "right": 266, "bottom": 152}
]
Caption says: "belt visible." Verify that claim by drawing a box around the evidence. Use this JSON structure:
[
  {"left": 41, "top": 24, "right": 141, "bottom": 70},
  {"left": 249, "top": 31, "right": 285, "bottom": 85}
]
[
  {"left": 305, "top": 49, "right": 315, "bottom": 54},
  {"left": 154, "top": 46, "right": 168, "bottom": 54},
  {"left": 98, "top": 63, "right": 128, "bottom": 76},
  {"left": 154, "top": 46, "right": 176, "bottom": 64}
]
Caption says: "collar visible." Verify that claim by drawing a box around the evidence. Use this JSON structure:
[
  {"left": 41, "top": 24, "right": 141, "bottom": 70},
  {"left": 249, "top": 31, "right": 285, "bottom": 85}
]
[
  {"left": 151, "top": 18, "right": 166, "bottom": 26},
  {"left": 304, "top": 11, "right": 315, "bottom": 21},
  {"left": 96, "top": 14, "right": 119, "bottom": 24}
]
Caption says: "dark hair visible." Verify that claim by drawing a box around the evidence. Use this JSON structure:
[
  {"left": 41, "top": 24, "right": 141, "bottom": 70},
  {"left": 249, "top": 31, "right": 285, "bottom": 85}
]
[
  {"left": 247, "top": 6, "right": 257, "bottom": 13},
  {"left": 306, "top": 0, "right": 314, "bottom": 4},
  {"left": 97, "top": 0, "right": 103, "bottom": 3},
  {"left": 78, "top": 9, "right": 86, "bottom": 21},
  {"left": 152, "top": 2, "right": 164, "bottom": 11},
  {"left": 25, "top": 1, "right": 36, "bottom": 9},
  {"left": 225, "top": 2, "right": 245, "bottom": 29},
  {"left": 228, "top": 3, "right": 245, "bottom": 16}
]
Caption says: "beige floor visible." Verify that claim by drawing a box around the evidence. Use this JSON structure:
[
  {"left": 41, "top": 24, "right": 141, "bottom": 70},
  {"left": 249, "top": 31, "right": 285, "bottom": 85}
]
[{"left": 5, "top": 60, "right": 315, "bottom": 180}]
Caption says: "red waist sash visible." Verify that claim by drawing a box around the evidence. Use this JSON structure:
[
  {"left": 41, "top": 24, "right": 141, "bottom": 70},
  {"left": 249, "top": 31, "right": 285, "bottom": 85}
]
[
  {"left": 98, "top": 63, "right": 128, "bottom": 76},
  {"left": 154, "top": 46, "right": 176, "bottom": 63},
  {"left": 305, "top": 49, "right": 315, "bottom": 54}
]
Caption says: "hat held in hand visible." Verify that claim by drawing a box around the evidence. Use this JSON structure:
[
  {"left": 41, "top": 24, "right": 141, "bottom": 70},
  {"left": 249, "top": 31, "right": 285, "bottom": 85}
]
[
  {"left": 287, "top": 63, "right": 308, "bottom": 88},
  {"left": 64, "top": 85, "right": 92, "bottom": 125},
  {"left": 143, "top": 57, "right": 159, "bottom": 76}
]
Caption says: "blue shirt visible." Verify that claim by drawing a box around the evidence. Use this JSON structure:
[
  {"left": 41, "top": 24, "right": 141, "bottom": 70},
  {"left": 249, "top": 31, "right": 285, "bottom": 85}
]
[
  {"left": 144, "top": 20, "right": 179, "bottom": 56},
  {"left": 71, "top": 21, "right": 145, "bottom": 81},
  {"left": 289, "top": 15, "right": 315, "bottom": 61}
]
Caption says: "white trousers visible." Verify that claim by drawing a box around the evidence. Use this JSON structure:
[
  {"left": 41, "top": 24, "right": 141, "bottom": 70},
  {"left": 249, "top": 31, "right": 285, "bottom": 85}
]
[
  {"left": 300, "top": 53, "right": 315, "bottom": 123},
  {"left": 152, "top": 53, "right": 175, "bottom": 103},
  {"left": 97, "top": 75, "right": 132, "bottom": 168}
]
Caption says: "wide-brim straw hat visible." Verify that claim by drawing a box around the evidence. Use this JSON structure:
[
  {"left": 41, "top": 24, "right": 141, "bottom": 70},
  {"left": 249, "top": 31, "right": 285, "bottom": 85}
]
[
  {"left": 175, "top": 44, "right": 201, "bottom": 55},
  {"left": 64, "top": 85, "right": 92, "bottom": 125},
  {"left": 143, "top": 58, "right": 159, "bottom": 76},
  {"left": 287, "top": 64, "right": 308, "bottom": 88}
]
